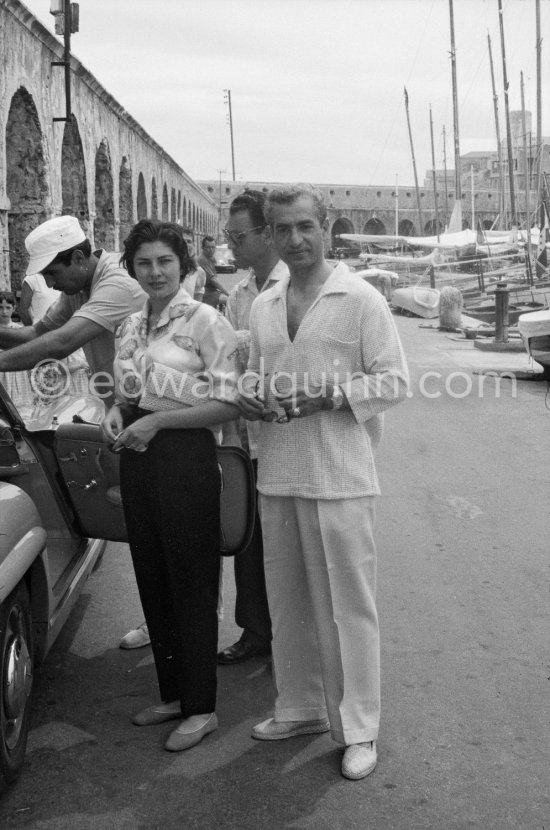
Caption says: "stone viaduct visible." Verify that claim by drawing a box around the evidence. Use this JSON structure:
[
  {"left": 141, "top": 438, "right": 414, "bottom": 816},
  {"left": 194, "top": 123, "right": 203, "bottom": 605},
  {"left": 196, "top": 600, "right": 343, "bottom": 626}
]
[
  {"left": 200, "top": 173, "right": 541, "bottom": 252},
  {"left": 1, "top": 0, "right": 218, "bottom": 293}
]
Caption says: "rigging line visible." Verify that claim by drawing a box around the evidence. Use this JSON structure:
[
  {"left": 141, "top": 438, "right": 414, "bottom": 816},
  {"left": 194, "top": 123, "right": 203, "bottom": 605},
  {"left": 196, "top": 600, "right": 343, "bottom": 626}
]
[{"left": 366, "top": 0, "right": 437, "bottom": 185}]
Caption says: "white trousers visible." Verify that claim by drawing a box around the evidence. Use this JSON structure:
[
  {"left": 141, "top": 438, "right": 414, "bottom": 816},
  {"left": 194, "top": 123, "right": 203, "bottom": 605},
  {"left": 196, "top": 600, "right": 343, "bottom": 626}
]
[{"left": 259, "top": 494, "right": 380, "bottom": 745}]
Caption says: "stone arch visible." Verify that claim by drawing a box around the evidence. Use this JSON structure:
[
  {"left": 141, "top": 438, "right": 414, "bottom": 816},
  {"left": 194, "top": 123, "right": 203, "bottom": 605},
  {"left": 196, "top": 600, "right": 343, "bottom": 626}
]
[
  {"left": 362, "top": 217, "right": 387, "bottom": 235},
  {"left": 398, "top": 218, "right": 416, "bottom": 236},
  {"left": 137, "top": 172, "right": 148, "bottom": 220},
  {"left": 119, "top": 156, "right": 133, "bottom": 245},
  {"left": 182, "top": 195, "right": 187, "bottom": 226},
  {"left": 151, "top": 177, "right": 158, "bottom": 219},
  {"left": 171, "top": 187, "right": 176, "bottom": 222},
  {"left": 5, "top": 87, "right": 49, "bottom": 292},
  {"left": 423, "top": 218, "right": 444, "bottom": 236},
  {"left": 162, "top": 183, "right": 169, "bottom": 220},
  {"left": 330, "top": 217, "right": 354, "bottom": 249},
  {"left": 61, "top": 115, "right": 89, "bottom": 234},
  {"left": 94, "top": 138, "right": 115, "bottom": 250},
  {"left": 177, "top": 191, "right": 181, "bottom": 223}
]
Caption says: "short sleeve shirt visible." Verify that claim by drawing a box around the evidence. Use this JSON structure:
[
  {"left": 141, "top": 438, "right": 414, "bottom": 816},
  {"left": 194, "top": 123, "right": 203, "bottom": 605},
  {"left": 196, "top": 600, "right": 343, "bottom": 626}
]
[
  {"left": 40, "top": 250, "right": 146, "bottom": 381},
  {"left": 114, "top": 285, "right": 238, "bottom": 413}
]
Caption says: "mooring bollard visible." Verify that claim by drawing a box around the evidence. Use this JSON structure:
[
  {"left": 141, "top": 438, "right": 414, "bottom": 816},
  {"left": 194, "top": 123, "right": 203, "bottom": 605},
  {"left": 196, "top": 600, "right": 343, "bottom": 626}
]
[{"left": 494, "top": 281, "right": 509, "bottom": 343}]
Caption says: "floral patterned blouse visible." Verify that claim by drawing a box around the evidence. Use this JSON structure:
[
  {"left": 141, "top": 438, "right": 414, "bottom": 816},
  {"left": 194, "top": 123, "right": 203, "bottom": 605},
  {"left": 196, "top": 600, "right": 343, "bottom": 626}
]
[{"left": 114, "top": 286, "right": 238, "bottom": 411}]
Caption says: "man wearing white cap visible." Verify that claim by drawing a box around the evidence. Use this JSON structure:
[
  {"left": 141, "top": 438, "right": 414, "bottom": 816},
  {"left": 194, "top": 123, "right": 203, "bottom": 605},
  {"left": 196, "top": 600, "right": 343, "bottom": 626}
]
[{"left": 0, "top": 215, "right": 145, "bottom": 405}]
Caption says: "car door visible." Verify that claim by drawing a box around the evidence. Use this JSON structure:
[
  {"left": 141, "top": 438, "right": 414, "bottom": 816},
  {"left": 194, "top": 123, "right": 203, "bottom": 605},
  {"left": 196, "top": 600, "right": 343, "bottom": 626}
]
[
  {"left": 53, "top": 423, "right": 256, "bottom": 555},
  {"left": 54, "top": 423, "right": 127, "bottom": 542}
]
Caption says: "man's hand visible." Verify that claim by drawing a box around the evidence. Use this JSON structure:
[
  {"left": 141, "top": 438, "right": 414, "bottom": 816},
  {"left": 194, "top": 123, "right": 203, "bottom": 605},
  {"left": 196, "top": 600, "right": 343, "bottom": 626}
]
[{"left": 274, "top": 382, "right": 334, "bottom": 420}]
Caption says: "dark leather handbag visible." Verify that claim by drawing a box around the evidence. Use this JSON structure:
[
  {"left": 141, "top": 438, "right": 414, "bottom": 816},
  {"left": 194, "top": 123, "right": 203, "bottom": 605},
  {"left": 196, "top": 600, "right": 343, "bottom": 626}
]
[{"left": 54, "top": 423, "right": 256, "bottom": 556}]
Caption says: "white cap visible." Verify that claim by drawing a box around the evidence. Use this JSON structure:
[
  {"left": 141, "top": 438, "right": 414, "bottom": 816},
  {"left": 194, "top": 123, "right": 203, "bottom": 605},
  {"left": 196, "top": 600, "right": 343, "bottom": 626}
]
[{"left": 25, "top": 216, "right": 86, "bottom": 275}]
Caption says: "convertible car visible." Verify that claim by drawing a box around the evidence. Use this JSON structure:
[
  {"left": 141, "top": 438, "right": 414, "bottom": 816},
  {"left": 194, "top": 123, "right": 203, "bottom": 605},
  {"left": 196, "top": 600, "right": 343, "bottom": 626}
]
[{"left": 0, "top": 380, "right": 254, "bottom": 790}]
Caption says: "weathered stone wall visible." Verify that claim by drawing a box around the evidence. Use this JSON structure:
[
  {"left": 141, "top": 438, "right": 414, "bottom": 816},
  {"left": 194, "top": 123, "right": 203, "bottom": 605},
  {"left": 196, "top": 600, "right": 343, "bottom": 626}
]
[
  {"left": 200, "top": 178, "right": 543, "bottom": 247},
  {"left": 0, "top": 0, "right": 217, "bottom": 291}
]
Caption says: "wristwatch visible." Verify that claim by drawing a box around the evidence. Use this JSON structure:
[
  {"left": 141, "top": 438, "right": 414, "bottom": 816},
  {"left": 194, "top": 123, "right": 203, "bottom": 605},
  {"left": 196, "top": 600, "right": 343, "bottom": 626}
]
[{"left": 331, "top": 385, "right": 345, "bottom": 411}]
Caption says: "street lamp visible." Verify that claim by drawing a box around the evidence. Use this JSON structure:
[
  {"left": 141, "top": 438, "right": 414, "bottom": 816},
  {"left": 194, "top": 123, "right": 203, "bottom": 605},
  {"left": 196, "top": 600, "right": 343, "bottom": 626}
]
[{"left": 50, "top": 0, "right": 79, "bottom": 122}]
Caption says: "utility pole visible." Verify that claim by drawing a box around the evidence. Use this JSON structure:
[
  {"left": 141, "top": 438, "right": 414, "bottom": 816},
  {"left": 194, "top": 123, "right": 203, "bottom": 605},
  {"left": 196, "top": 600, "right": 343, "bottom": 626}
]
[
  {"left": 223, "top": 90, "right": 236, "bottom": 181},
  {"left": 217, "top": 169, "right": 227, "bottom": 240}
]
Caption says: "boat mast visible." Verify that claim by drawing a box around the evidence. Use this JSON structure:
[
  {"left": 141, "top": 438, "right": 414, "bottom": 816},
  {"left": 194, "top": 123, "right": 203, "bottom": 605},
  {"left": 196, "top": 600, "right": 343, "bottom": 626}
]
[
  {"left": 429, "top": 105, "right": 440, "bottom": 240},
  {"left": 442, "top": 125, "right": 449, "bottom": 228},
  {"left": 498, "top": 0, "right": 517, "bottom": 226},
  {"left": 395, "top": 174, "right": 399, "bottom": 236},
  {"left": 536, "top": 0, "right": 543, "bottom": 228},
  {"left": 448, "top": 0, "right": 462, "bottom": 203},
  {"left": 404, "top": 87, "right": 423, "bottom": 233},
  {"left": 487, "top": 32, "right": 506, "bottom": 228},
  {"left": 521, "top": 71, "right": 533, "bottom": 284}
]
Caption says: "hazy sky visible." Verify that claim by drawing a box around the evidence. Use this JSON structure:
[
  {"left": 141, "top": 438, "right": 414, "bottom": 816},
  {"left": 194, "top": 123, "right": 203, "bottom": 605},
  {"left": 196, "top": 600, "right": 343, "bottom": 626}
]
[{"left": 21, "top": 0, "right": 550, "bottom": 187}]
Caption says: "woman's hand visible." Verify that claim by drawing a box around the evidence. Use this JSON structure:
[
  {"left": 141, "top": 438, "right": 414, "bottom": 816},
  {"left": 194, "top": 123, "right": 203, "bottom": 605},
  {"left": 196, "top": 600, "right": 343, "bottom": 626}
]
[
  {"left": 101, "top": 405, "right": 124, "bottom": 445},
  {"left": 111, "top": 413, "right": 159, "bottom": 454}
]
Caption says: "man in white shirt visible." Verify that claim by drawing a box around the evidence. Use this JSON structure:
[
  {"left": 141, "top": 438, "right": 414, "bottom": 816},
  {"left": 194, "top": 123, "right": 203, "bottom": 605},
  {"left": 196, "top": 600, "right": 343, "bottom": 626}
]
[
  {"left": 218, "top": 189, "right": 288, "bottom": 665},
  {"left": 237, "top": 184, "right": 409, "bottom": 780}
]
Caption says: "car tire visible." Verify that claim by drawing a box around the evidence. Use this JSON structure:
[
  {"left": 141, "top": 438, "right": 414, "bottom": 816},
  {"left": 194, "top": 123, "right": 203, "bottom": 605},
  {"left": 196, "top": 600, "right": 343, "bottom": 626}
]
[{"left": 0, "top": 582, "right": 33, "bottom": 790}]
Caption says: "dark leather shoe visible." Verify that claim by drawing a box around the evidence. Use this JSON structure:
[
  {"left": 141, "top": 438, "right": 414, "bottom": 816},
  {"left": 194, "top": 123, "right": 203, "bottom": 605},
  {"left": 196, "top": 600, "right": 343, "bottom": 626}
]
[{"left": 217, "top": 638, "right": 271, "bottom": 664}]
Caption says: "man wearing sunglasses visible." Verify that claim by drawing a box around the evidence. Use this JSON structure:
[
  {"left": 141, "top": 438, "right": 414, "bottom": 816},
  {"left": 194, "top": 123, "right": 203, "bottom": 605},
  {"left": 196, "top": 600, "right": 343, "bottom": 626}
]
[{"left": 217, "top": 189, "right": 288, "bottom": 665}]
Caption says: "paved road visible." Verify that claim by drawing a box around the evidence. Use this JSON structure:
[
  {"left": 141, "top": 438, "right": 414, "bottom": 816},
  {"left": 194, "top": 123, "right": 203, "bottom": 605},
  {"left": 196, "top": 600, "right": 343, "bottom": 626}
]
[{"left": 1, "top": 315, "right": 549, "bottom": 829}]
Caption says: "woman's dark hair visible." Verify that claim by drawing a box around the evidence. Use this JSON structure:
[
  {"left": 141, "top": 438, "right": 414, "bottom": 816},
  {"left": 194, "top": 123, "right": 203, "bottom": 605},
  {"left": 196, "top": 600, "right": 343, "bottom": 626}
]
[
  {"left": 121, "top": 220, "right": 192, "bottom": 280},
  {"left": 49, "top": 239, "right": 92, "bottom": 267},
  {"left": 0, "top": 291, "right": 16, "bottom": 306}
]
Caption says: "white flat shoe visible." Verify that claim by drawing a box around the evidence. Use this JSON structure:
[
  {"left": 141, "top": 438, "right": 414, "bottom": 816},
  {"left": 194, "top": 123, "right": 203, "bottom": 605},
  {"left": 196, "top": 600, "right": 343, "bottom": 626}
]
[
  {"left": 165, "top": 713, "right": 218, "bottom": 752},
  {"left": 341, "top": 741, "right": 377, "bottom": 779}
]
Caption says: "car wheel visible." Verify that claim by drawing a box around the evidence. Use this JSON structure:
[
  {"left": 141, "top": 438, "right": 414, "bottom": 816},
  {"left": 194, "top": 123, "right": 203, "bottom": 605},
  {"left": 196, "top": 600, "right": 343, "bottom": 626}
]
[{"left": 0, "top": 582, "right": 33, "bottom": 790}]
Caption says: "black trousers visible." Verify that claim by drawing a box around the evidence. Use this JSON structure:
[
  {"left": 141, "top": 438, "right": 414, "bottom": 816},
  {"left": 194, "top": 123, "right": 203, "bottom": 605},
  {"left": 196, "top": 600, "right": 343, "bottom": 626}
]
[
  {"left": 233, "top": 460, "right": 272, "bottom": 646},
  {"left": 120, "top": 428, "right": 220, "bottom": 717}
]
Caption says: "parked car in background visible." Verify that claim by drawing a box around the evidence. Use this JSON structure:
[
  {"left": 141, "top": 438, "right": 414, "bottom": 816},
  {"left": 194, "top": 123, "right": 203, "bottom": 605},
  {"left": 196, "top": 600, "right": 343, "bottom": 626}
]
[
  {"left": 0, "top": 386, "right": 107, "bottom": 791},
  {"left": 214, "top": 244, "right": 237, "bottom": 273}
]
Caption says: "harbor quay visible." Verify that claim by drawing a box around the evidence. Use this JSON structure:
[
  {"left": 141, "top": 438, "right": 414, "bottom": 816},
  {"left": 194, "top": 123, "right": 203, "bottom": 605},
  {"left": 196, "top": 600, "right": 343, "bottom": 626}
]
[{"left": 0, "top": 312, "right": 547, "bottom": 829}]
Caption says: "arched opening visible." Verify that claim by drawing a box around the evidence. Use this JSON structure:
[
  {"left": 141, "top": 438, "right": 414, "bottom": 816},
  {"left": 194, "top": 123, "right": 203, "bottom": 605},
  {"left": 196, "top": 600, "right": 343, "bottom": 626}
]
[
  {"left": 119, "top": 156, "right": 133, "bottom": 245},
  {"left": 330, "top": 217, "right": 355, "bottom": 250},
  {"left": 362, "top": 217, "right": 387, "bottom": 235},
  {"left": 61, "top": 115, "right": 89, "bottom": 234},
  {"left": 182, "top": 196, "right": 187, "bottom": 226},
  {"left": 162, "top": 184, "right": 169, "bottom": 220},
  {"left": 171, "top": 187, "right": 177, "bottom": 222},
  {"left": 151, "top": 177, "right": 158, "bottom": 219},
  {"left": 5, "top": 87, "right": 49, "bottom": 292},
  {"left": 398, "top": 218, "right": 416, "bottom": 237},
  {"left": 137, "top": 173, "right": 148, "bottom": 220},
  {"left": 177, "top": 191, "right": 182, "bottom": 223},
  {"left": 94, "top": 139, "right": 115, "bottom": 250},
  {"left": 423, "top": 218, "right": 444, "bottom": 236}
]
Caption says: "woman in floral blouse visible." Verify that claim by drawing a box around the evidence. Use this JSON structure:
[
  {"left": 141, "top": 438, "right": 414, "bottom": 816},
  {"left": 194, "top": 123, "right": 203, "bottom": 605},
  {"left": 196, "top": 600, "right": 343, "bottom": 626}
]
[{"left": 102, "top": 220, "right": 238, "bottom": 752}]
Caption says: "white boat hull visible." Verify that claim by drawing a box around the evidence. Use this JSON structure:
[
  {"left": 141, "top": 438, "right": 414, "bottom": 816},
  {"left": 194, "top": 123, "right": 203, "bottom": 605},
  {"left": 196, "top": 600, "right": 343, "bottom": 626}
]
[
  {"left": 518, "top": 309, "right": 550, "bottom": 371},
  {"left": 391, "top": 286, "right": 440, "bottom": 318}
]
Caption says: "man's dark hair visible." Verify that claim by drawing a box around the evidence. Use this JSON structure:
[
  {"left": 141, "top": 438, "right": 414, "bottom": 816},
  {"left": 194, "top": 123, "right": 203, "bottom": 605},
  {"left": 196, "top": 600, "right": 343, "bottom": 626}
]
[
  {"left": 120, "top": 220, "right": 191, "bottom": 280},
  {"left": 265, "top": 184, "right": 327, "bottom": 226},
  {"left": 229, "top": 189, "right": 267, "bottom": 229},
  {"left": 48, "top": 239, "right": 92, "bottom": 268},
  {"left": 201, "top": 235, "right": 216, "bottom": 249}
]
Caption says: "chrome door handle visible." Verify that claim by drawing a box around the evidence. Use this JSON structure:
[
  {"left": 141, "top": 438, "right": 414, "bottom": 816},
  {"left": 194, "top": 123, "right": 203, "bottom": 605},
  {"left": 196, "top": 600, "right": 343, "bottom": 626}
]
[{"left": 66, "top": 478, "right": 98, "bottom": 490}]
